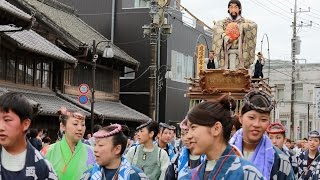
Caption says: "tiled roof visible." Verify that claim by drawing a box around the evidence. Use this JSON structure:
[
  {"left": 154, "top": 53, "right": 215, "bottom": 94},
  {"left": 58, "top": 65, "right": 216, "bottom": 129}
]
[
  {"left": 94, "top": 100, "right": 151, "bottom": 123},
  {"left": 0, "top": 0, "right": 33, "bottom": 28},
  {"left": 2, "top": 25, "right": 77, "bottom": 64},
  {"left": 58, "top": 93, "right": 151, "bottom": 123},
  {"left": 0, "top": 86, "right": 150, "bottom": 122},
  {"left": 0, "top": 25, "right": 21, "bottom": 31},
  {"left": 0, "top": 86, "right": 90, "bottom": 116},
  {"left": 0, "top": 87, "right": 39, "bottom": 108},
  {"left": 20, "top": 0, "right": 140, "bottom": 69}
]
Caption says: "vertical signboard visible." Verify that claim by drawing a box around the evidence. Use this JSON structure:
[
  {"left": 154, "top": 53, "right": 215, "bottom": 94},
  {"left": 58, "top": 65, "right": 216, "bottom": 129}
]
[
  {"left": 315, "top": 86, "right": 320, "bottom": 120},
  {"left": 197, "top": 44, "right": 206, "bottom": 77}
]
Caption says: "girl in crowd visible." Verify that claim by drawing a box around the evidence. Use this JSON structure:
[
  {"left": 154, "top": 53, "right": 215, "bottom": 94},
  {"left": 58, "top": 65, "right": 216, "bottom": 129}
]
[
  {"left": 81, "top": 124, "right": 148, "bottom": 180},
  {"left": 229, "top": 90, "right": 295, "bottom": 179},
  {"left": 297, "top": 130, "right": 320, "bottom": 179},
  {"left": 42, "top": 107, "right": 95, "bottom": 180},
  {"left": 266, "top": 123, "right": 298, "bottom": 174},
  {"left": 185, "top": 95, "right": 264, "bottom": 179},
  {"left": 165, "top": 118, "right": 205, "bottom": 180},
  {"left": 126, "top": 120, "right": 170, "bottom": 180},
  {"left": 157, "top": 123, "right": 176, "bottom": 160}
]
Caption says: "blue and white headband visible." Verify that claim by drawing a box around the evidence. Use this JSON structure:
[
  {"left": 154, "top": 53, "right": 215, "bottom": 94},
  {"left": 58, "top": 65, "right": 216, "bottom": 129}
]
[{"left": 308, "top": 130, "right": 320, "bottom": 138}]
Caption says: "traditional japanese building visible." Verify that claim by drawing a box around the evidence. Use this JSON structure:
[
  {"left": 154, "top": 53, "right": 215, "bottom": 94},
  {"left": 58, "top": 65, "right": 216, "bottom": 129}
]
[
  {"left": 54, "top": 0, "right": 212, "bottom": 126},
  {"left": 1, "top": 0, "right": 150, "bottom": 140}
]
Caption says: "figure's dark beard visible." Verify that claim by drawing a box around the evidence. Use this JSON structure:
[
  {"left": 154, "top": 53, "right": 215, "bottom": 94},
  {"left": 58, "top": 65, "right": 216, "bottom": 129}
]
[{"left": 230, "top": 12, "right": 238, "bottom": 20}]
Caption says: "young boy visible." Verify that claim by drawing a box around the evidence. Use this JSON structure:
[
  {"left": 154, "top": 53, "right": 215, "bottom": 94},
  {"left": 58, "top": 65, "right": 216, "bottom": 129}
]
[{"left": 0, "top": 92, "right": 57, "bottom": 179}]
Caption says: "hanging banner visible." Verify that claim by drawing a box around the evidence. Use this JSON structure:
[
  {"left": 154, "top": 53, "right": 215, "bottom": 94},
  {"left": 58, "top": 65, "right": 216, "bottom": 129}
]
[
  {"left": 197, "top": 44, "right": 206, "bottom": 77},
  {"left": 315, "top": 87, "right": 320, "bottom": 120}
]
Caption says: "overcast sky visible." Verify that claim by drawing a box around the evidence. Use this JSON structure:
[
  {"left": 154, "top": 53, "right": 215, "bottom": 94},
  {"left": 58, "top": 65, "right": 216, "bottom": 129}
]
[{"left": 181, "top": 0, "right": 320, "bottom": 63}]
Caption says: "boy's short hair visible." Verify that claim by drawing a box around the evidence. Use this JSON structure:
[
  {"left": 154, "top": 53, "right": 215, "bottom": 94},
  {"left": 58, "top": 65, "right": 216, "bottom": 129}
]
[{"left": 0, "top": 92, "right": 33, "bottom": 122}]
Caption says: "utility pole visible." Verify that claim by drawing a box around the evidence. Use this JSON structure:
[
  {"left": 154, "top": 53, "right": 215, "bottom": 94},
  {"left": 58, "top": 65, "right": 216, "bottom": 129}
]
[
  {"left": 290, "top": 0, "right": 311, "bottom": 140},
  {"left": 290, "top": 0, "right": 297, "bottom": 141},
  {"left": 143, "top": 0, "right": 172, "bottom": 121}
]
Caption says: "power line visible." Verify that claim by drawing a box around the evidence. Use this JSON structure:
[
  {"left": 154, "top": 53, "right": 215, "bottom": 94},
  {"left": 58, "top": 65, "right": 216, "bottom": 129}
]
[
  {"left": 269, "top": 60, "right": 320, "bottom": 71},
  {"left": 264, "top": 0, "right": 293, "bottom": 16},
  {"left": 272, "top": 0, "right": 320, "bottom": 23},
  {"left": 294, "top": 0, "right": 320, "bottom": 15},
  {"left": 283, "top": 0, "right": 320, "bottom": 25},
  {"left": 269, "top": 68, "right": 292, "bottom": 78},
  {"left": 78, "top": 11, "right": 150, "bottom": 16},
  {"left": 268, "top": 67, "right": 320, "bottom": 85},
  {"left": 273, "top": 0, "right": 294, "bottom": 10},
  {"left": 255, "top": 0, "right": 319, "bottom": 31},
  {"left": 120, "top": 67, "right": 150, "bottom": 89},
  {"left": 175, "top": 0, "right": 212, "bottom": 30},
  {"left": 310, "top": 11, "right": 320, "bottom": 18},
  {"left": 301, "top": 12, "right": 320, "bottom": 21},
  {"left": 167, "top": 7, "right": 213, "bottom": 34},
  {"left": 116, "top": 39, "right": 148, "bottom": 45},
  {"left": 248, "top": 0, "right": 292, "bottom": 21},
  {"left": 168, "top": 13, "right": 211, "bottom": 37}
]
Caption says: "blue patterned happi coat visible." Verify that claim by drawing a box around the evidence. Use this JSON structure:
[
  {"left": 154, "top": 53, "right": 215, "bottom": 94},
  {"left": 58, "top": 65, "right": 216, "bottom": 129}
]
[
  {"left": 297, "top": 150, "right": 320, "bottom": 180},
  {"left": 165, "top": 146, "right": 206, "bottom": 180},
  {"left": 184, "top": 144, "right": 266, "bottom": 180},
  {"left": 0, "top": 141, "right": 58, "bottom": 180},
  {"left": 80, "top": 157, "right": 148, "bottom": 180},
  {"left": 155, "top": 141, "right": 176, "bottom": 161}
]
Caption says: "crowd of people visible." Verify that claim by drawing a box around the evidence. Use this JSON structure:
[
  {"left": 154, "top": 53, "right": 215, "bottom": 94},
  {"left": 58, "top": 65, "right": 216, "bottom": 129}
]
[
  {"left": 0, "top": 0, "right": 317, "bottom": 179},
  {"left": 0, "top": 88, "right": 320, "bottom": 180}
]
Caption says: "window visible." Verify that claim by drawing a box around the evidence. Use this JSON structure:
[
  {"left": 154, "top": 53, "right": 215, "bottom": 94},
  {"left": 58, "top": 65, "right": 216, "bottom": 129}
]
[
  {"left": 276, "top": 85, "right": 284, "bottom": 100},
  {"left": 295, "top": 84, "right": 303, "bottom": 101},
  {"left": 122, "top": 0, "right": 150, "bottom": 9},
  {"left": 171, "top": 50, "right": 193, "bottom": 83},
  {"left": 72, "top": 64, "right": 113, "bottom": 93},
  {"left": 6, "top": 55, "right": 15, "bottom": 83},
  {"left": 0, "top": 50, "right": 50, "bottom": 87},
  {"left": 42, "top": 62, "right": 50, "bottom": 88},
  {"left": 120, "top": 67, "right": 135, "bottom": 79},
  {"left": 36, "top": 62, "right": 51, "bottom": 88},
  {"left": 36, "top": 62, "right": 42, "bottom": 87},
  {"left": 186, "top": 55, "right": 193, "bottom": 78},
  {"left": 25, "top": 60, "right": 33, "bottom": 85},
  {"left": 64, "top": 64, "right": 73, "bottom": 85},
  {"left": 307, "top": 90, "right": 313, "bottom": 102},
  {"left": 17, "top": 57, "right": 25, "bottom": 84}
]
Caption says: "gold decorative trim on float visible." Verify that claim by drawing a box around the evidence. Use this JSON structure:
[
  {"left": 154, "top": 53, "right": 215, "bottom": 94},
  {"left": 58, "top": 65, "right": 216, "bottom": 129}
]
[{"left": 199, "top": 69, "right": 251, "bottom": 94}]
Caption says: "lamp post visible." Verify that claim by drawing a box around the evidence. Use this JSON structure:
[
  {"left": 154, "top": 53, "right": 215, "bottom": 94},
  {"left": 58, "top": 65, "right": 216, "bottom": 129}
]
[
  {"left": 260, "top": 33, "right": 270, "bottom": 84},
  {"left": 91, "top": 39, "right": 114, "bottom": 133}
]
